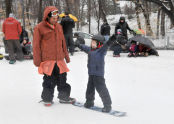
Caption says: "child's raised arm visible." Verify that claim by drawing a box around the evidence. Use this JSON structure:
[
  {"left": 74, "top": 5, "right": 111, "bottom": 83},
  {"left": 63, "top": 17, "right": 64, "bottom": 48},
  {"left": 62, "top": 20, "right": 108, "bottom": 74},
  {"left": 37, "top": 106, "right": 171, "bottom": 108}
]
[{"left": 77, "top": 44, "right": 91, "bottom": 54}]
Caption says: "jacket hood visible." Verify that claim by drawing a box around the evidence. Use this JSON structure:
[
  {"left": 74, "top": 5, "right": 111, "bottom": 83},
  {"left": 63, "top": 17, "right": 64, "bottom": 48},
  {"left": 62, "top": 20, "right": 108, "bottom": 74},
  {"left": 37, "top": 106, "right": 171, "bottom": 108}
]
[
  {"left": 119, "top": 16, "right": 125, "bottom": 23},
  {"left": 6, "top": 17, "right": 15, "bottom": 21},
  {"left": 43, "top": 6, "right": 58, "bottom": 21}
]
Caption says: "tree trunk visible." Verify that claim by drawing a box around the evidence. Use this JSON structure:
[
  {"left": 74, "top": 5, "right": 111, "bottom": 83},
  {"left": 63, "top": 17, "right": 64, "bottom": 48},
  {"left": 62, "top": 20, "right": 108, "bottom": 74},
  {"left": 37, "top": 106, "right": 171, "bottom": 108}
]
[
  {"left": 160, "top": 10, "right": 165, "bottom": 38},
  {"left": 26, "top": 0, "right": 31, "bottom": 20},
  {"left": 21, "top": 0, "right": 25, "bottom": 29},
  {"left": 98, "top": 0, "right": 107, "bottom": 23},
  {"left": 135, "top": 1, "right": 142, "bottom": 29},
  {"left": 140, "top": 1, "right": 153, "bottom": 36},
  {"left": 88, "top": 0, "right": 91, "bottom": 34},
  {"left": 75, "top": 0, "right": 80, "bottom": 30},
  {"left": 65, "top": 0, "right": 72, "bottom": 13},
  {"left": 98, "top": 0, "right": 101, "bottom": 32},
  {"left": 80, "top": 0, "right": 85, "bottom": 29},
  {"left": 156, "top": 8, "right": 161, "bottom": 39},
  {"left": 38, "top": 0, "right": 43, "bottom": 23},
  {"left": 112, "top": 0, "right": 117, "bottom": 14},
  {"left": 5, "top": 0, "right": 12, "bottom": 18}
]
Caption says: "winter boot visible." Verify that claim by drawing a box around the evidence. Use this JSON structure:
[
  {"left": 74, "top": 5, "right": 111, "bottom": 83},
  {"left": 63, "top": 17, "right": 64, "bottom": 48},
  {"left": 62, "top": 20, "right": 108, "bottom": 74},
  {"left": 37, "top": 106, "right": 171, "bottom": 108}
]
[
  {"left": 39, "top": 100, "right": 54, "bottom": 107},
  {"left": 102, "top": 105, "right": 112, "bottom": 113},
  {"left": 59, "top": 97, "right": 76, "bottom": 104},
  {"left": 84, "top": 101, "right": 94, "bottom": 108},
  {"left": 128, "top": 53, "right": 133, "bottom": 57},
  {"left": 9, "top": 59, "right": 16, "bottom": 64},
  {"left": 70, "top": 52, "right": 74, "bottom": 56},
  {"left": 44, "top": 101, "right": 54, "bottom": 107},
  {"left": 133, "top": 53, "right": 137, "bottom": 57}
]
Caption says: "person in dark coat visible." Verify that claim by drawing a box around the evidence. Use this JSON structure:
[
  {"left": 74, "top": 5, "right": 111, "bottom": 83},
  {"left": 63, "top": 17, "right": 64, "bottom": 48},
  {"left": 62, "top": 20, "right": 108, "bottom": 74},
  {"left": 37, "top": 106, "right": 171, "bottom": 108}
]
[
  {"left": 20, "top": 27, "right": 29, "bottom": 44},
  {"left": 61, "top": 11, "right": 75, "bottom": 55},
  {"left": 100, "top": 20, "right": 111, "bottom": 43},
  {"left": 75, "top": 34, "right": 116, "bottom": 113},
  {"left": 20, "top": 27, "right": 32, "bottom": 55},
  {"left": 115, "top": 16, "right": 133, "bottom": 40}
]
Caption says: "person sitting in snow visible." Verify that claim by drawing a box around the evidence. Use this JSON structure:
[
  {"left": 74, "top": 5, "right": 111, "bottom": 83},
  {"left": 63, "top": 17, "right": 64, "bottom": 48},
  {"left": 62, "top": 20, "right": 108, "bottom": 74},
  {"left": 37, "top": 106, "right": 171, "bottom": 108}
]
[
  {"left": 75, "top": 34, "right": 116, "bottom": 113},
  {"left": 128, "top": 40, "right": 138, "bottom": 57},
  {"left": 137, "top": 43, "right": 151, "bottom": 57},
  {"left": 137, "top": 43, "right": 159, "bottom": 57},
  {"left": 20, "top": 27, "right": 32, "bottom": 55}
]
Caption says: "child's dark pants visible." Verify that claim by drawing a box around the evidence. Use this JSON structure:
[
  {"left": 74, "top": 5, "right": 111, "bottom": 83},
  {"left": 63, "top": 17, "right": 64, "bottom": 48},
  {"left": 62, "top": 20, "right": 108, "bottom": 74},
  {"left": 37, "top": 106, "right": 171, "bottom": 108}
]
[{"left": 86, "top": 75, "right": 112, "bottom": 107}]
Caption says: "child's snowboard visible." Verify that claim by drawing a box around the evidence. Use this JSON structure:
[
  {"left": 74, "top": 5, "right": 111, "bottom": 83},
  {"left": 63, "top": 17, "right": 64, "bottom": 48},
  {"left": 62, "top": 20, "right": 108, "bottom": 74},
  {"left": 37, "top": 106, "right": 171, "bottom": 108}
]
[{"left": 72, "top": 101, "right": 126, "bottom": 117}]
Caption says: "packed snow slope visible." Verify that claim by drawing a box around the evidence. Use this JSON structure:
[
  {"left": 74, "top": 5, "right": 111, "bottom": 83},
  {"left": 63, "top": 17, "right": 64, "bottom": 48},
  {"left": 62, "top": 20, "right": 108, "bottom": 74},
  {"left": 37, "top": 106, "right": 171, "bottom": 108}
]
[{"left": 0, "top": 50, "right": 174, "bottom": 124}]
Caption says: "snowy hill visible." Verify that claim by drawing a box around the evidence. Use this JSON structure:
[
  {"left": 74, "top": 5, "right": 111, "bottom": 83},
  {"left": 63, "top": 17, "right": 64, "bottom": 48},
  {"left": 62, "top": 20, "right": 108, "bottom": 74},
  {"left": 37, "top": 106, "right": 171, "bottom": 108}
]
[{"left": 0, "top": 49, "right": 174, "bottom": 124}]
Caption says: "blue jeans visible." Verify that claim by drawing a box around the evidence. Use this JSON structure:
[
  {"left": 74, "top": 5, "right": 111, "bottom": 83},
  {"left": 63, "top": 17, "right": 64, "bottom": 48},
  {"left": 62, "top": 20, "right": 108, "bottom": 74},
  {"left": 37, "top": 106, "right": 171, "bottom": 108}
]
[{"left": 104, "top": 35, "right": 110, "bottom": 43}]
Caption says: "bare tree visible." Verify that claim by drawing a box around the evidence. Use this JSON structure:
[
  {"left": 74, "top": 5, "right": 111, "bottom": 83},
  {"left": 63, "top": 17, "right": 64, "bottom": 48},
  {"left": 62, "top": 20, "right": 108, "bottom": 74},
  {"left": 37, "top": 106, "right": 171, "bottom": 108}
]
[
  {"left": 38, "top": 0, "right": 43, "bottom": 23},
  {"left": 134, "top": 0, "right": 142, "bottom": 29},
  {"left": 88, "top": 0, "right": 91, "bottom": 33},
  {"left": 136, "top": 0, "right": 153, "bottom": 36},
  {"left": 5, "top": 0, "right": 12, "bottom": 17},
  {"left": 98, "top": 0, "right": 107, "bottom": 22},
  {"left": 74, "top": 0, "right": 80, "bottom": 30},
  {"left": 160, "top": 10, "right": 165, "bottom": 38},
  {"left": 144, "top": 0, "right": 174, "bottom": 28},
  {"left": 156, "top": 8, "right": 161, "bottom": 39},
  {"left": 65, "top": 0, "right": 72, "bottom": 12}
]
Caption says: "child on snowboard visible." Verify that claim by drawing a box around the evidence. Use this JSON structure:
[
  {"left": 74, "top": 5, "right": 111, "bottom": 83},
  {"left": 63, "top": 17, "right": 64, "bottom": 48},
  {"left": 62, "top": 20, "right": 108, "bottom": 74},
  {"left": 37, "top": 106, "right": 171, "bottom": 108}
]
[{"left": 75, "top": 34, "right": 116, "bottom": 113}]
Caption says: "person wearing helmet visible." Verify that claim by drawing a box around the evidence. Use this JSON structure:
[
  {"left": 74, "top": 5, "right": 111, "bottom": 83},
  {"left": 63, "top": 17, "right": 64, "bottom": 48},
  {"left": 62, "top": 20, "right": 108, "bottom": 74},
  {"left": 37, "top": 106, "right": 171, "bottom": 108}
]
[
  {"left": 111, "top": 29, "right": 127, "bottom": 57},
  {"left": 115, "top": 16, "right": 133, "bottom": 40},
  {"left": 75, "top": 34, "right": 116, "bottom": 113}
]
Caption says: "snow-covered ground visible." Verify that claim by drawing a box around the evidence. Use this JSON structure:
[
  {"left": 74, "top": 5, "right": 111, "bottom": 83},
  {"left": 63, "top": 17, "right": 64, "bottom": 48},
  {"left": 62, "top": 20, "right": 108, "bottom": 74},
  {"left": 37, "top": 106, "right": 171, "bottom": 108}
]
[{"left": 0, "top": 49, "right": 174, "bottom": 124}]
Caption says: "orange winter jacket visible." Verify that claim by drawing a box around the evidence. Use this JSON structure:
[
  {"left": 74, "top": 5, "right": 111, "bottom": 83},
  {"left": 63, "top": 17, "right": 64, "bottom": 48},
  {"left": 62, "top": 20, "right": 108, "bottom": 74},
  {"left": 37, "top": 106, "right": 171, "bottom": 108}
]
[
  {"left": 33, "top": 6, "right": 70, "bottom": 68},
  {"left": 2, "top": 17, "right": 22, "bottom": 40}
]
